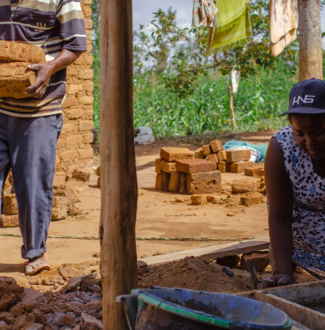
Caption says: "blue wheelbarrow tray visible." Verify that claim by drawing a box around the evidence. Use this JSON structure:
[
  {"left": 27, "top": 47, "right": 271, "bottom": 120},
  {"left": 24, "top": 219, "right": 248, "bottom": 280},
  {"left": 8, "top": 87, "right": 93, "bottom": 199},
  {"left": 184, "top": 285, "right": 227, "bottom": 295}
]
[{"left": 117, "top": 287, "right": 292, "bottom": 330}]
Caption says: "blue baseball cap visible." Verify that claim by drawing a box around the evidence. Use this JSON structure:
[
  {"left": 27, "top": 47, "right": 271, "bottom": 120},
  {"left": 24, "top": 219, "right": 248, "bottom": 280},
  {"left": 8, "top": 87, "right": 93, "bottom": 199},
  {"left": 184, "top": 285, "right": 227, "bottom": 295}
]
[{"left": 279, "top": 78, "right": 325, "bottom": 116}]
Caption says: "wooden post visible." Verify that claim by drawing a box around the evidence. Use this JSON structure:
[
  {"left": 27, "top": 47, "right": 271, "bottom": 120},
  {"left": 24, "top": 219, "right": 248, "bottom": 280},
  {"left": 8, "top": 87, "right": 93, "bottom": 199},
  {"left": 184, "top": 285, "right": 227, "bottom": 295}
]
[
  {"left": 99, "top": 0, "right": 138, "bottom": 328},
  {"left": 228, "top": 85, "right": 237, "bottom": 128},
  {"left": 298, "top": 0, "right": 323, "bottom": 81}
]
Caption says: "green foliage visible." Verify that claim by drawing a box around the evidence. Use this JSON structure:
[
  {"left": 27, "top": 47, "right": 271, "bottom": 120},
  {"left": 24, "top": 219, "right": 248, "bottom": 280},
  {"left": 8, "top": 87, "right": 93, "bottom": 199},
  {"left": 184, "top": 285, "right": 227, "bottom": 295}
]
[{"left": 133, "top": 61, "right": 296, "bottom": 136}]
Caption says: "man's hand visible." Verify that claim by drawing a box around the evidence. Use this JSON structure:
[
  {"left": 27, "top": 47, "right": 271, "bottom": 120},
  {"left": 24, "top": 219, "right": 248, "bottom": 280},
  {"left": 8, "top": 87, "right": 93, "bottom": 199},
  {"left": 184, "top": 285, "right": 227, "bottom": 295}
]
[
  {"left": 261, "top": 274, "right": 294, "bottom": 289},
  {"left": 26, "top": 63, "right": 55, "bottom": 98}
]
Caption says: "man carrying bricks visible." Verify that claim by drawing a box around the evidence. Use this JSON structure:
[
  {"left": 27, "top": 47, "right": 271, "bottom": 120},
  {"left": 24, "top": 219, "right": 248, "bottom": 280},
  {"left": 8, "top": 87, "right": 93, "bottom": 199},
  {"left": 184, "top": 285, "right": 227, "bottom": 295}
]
[{"left": 0, "top": 0, "right": 87, "bottom": 274}]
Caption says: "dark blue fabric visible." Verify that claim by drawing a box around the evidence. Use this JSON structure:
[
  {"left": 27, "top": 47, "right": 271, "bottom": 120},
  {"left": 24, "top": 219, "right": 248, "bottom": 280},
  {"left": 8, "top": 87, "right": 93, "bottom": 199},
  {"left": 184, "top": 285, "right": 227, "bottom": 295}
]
[{"left": 0, "top": 113, "right": 63, "bottom": 259}]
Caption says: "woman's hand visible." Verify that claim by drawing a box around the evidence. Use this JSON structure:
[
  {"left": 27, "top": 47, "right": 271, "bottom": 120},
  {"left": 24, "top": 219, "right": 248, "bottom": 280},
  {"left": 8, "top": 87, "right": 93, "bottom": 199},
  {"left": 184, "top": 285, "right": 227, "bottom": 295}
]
[
  {"left": 261, "top": 274, "right": 294, "bottom": 288},
  {"left": 25, "top": 63, "right": 55, "bottom": 98}
]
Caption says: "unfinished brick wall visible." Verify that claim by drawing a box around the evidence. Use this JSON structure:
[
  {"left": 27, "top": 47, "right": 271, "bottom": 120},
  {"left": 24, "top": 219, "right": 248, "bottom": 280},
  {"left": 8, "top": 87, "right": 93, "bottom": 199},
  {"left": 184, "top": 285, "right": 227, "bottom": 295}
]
[{"left": 56, "top": 0, "right": 94, "bottom": 171}]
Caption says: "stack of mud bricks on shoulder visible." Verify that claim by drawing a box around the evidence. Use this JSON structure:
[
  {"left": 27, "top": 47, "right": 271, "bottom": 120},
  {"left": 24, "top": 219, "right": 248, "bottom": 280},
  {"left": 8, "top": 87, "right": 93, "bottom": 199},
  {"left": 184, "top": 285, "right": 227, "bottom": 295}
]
[
  {"left": 0, "top": 0, "right": 94, "bottom": 171},
  {"left": 155, "top": 147, "right": 222, "bottom": 195}
]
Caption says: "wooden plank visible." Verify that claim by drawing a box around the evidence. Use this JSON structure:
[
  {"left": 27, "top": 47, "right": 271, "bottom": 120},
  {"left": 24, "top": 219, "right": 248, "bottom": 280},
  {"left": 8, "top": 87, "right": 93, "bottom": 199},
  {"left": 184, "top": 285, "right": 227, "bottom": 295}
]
[
  {"left": 262, "top": 280, "right": 325, "bottom": 306},
  {"left": 254, "top": 291, "right": 325, "bottom": 330},
  {"left": 140, "top": 237, "right": 269, "bottom": 266}
]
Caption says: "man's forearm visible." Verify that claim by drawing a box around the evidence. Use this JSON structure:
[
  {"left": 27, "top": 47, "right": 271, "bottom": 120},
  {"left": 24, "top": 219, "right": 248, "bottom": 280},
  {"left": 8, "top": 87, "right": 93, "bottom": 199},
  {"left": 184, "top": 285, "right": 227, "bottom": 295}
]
[{"left": 47, "top": 49, "right": 83, "bottom": 75}]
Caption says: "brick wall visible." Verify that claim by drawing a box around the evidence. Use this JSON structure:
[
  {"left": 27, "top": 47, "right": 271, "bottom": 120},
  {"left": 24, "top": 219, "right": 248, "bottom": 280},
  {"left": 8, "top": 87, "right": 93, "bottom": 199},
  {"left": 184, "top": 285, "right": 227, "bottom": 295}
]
[{"left": 56, "top": 0, "right": 94, "bottom": 170}]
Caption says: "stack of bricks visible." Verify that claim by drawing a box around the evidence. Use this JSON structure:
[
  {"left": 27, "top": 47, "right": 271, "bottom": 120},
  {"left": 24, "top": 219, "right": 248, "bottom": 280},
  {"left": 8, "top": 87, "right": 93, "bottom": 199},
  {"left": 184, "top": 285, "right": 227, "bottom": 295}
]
[
  {"left": 57, "top": 0, "right": 94, "bottom": 171},
  {"left": 0, "top": 41, "right": 45, "bottom": 98},
  {"left": 155, "top": 147, "right": 222, "bottom": 195},
  {"left": 195, "top": 140, "right": 253, "bottom": 174}
]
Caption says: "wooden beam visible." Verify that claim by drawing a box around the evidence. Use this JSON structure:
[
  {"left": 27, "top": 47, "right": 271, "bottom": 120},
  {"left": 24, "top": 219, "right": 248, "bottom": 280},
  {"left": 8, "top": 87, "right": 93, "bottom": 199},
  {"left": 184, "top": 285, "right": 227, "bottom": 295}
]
[
  {"left": 99, "top": 0, "right": 138, "bottom": 329},
  {"left": 298, "top": 0, "right": 323, "bottom": 81},
  {"left": 140, "top": 237, "right": 270, "bottom": 266}
]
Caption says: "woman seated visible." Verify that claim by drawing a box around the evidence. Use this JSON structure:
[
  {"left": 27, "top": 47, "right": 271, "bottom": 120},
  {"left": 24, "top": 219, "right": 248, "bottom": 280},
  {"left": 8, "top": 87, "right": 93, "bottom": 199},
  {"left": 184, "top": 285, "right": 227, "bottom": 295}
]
[{"left": 265, "top": 78, "right": 325, "bottom": 286}]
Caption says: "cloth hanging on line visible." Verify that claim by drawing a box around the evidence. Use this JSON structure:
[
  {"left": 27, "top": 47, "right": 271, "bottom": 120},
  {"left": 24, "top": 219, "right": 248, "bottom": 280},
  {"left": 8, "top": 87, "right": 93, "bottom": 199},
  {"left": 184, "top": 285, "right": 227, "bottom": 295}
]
[
  {"left": 216, "top": 0, "right": 247, "bottom": 31},
  {"left": 192, "top": 0, "right": 218, "bottom": 28},
  {"left": 231, "top": 70, "right": 240, "bottom": 94},
  {"left": 207, "top": 1, "right": 252, "bottom": 52},
  {"left": 270, "top": 0, "right": 298, "bottom": 56}
]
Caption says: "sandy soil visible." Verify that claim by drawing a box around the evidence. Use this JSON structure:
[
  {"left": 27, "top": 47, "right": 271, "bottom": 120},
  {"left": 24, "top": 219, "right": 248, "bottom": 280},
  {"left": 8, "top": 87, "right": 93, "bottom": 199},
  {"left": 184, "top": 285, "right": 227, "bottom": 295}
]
[{"left": 0, "top": 130, "right": 316, "bottom": 291}]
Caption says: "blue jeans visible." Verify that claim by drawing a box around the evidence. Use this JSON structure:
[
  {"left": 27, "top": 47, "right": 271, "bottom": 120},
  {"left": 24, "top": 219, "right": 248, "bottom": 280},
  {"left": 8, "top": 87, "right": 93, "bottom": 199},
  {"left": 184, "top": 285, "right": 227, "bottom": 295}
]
[{"left": 0, "top": 113, "right": 63, "bottom": 259}]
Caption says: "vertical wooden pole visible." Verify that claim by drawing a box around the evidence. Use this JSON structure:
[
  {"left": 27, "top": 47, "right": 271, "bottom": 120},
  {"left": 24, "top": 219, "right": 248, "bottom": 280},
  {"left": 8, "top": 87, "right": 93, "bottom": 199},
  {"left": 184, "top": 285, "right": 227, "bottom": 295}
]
[
  {"left": 228, "top": 85, "right": 237, "bottom": 129},
  {"left": 99, "top": 0, "right": 138, "bottom": 328},
  {"left": 298, "top": 0, "right": 323, "bottom": 81}
]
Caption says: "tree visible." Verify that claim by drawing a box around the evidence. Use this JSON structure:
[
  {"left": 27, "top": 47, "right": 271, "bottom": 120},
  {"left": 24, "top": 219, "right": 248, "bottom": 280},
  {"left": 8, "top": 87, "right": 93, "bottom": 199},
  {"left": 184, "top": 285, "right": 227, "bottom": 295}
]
[{"left": 134, "top": 0, "right": 299, "bottom": 125}]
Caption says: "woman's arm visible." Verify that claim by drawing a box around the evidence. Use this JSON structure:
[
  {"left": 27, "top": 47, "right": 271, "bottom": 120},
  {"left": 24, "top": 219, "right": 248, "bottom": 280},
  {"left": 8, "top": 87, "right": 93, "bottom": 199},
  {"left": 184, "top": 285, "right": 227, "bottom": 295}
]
[{"left": 265, "top": 137, "right": 294, "bottom": 286}]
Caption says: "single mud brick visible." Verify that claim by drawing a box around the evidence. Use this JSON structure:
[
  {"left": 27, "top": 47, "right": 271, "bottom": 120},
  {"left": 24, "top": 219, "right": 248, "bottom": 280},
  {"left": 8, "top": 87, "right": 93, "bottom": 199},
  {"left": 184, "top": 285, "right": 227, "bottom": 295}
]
[
  {"left": 194, "top": 148, "right": 204, "bottom": 159},
  {"left": 155, "top": 159, "right": 161, "bottom": 174},
  {"left": 258, "top": 168, "right": 265, "bottom": 177},
  {"left": 206, "top": 195, "right": 216, "bottom": 202},
  {"left": 245, "top": 166, "right": 264, "bottom": 177},
  {"left": 240, "top": 192, "right": 264, "bottom": 206},
  {"left": 155, "top": 174, "right": 162, "bottom": 190},
  {"left": 178, "top": 173, "right": 187, "bottom": 194},
  {"left": 52, "top": 197, "right": 68, "bottom": 220},
  {"left": 202, "top": 145, "right": 211, "bottom": 157},
  {"left": 187, "top": 171, "right": 221, "bottom": 195},
  {"left": 217, "top": 150, "right": 227, "bottom": 162},
  {"left": 191, "top": 195, "right": 207, "bottom": 205},
  {"left": 1, "top": 214, "right": 19, "bottom": 228},
  {"left": 72, "top": 169, "right": 90, "bottom": 182},
  {"left": 228, "top": 161, "right": 253, "bottom": 173},
  {"left": 161, "top": 171, "right": 171, "bottom": 192},
  {"left": 53, "top": 174, "right": 67, "bottom": 190},
  {"left": 3, "top": 194, "right": 18, "bottom": 215},
  {"left": 160, "top": 160, "right": 176, "bottom": 173},
  {"left": 160, "top": 147, "right": 194, "bottom": 162},
  {"left": 226, "top": 150, "right": 251, "bottom": 163},
  {"left": 168, "top": 171, "right": 181, "bottom": 192},
  {"left": 207, "top": 154, "right": 218, "bottom": 163},
  {"left": 217, "top": 161, "right": 226, "bottom": 173},
  {"left": 240, "top": 251, "right": 270, "bottom": 272},
  {"left": 232, "top": 181, "right": 254, "bottom": 194},
  {"left": 0, "top": 41, "right": 46, "bottom": 63},
  {"left": 176, "top": 159, "right": 217, "bottom": 174},
  {"left": 210, "top": 140, "right": 223, "bottom": 153},
  {"left": 217, "top": 255, "right": 240, "bottom": 268},
  {"left": 0, "top": 62, "right": 37, "bottom": 99},
  {"left": 96, "top": 166, "right": 101, "bottom": 176}
]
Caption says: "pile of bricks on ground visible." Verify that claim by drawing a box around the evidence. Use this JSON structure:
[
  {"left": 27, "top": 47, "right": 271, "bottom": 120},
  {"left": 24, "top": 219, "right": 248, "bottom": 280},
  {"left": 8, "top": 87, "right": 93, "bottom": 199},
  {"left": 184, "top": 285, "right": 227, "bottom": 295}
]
[
  {"left": 195, "top": 139, "right": 264, "bottom": 174},
  {"left": 0, "top": 168, "right": 88, "bottom": 228},
  {"left": 155, "top": 147, "right": 222, "bottom": 195}
]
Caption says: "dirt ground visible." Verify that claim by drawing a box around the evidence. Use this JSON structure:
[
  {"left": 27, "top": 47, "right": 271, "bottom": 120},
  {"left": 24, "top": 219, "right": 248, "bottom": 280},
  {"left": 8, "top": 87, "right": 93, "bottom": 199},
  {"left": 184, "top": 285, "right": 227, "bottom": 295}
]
[{"left": 0, "top": 130, "right": 316, "bottom": 292}]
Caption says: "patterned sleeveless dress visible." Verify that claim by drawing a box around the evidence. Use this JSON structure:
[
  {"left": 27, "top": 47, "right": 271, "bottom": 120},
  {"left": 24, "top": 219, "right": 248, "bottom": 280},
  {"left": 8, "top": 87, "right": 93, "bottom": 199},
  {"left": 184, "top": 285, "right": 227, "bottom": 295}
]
[{"left": 275, "top": 125, "right": 325, "bottom": 279}]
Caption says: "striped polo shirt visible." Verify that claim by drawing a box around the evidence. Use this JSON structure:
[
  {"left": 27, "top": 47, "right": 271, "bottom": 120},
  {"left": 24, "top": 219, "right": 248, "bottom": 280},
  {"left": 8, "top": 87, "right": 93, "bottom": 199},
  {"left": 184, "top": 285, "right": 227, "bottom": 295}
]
[{"left": 0, "top": 0, "right": 87, "bottom": 117}]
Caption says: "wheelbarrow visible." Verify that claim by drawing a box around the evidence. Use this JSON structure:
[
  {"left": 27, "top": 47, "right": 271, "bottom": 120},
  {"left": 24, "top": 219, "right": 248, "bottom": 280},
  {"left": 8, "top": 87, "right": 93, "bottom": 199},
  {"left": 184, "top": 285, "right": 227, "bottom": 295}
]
[{"left": 117, "top": 286, "right": 292, "bottom": 330}]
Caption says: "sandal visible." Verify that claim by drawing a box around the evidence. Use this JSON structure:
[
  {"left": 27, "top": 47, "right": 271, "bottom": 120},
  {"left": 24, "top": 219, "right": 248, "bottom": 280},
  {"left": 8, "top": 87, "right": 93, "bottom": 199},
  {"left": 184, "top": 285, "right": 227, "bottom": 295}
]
[{"left": 24, "top": 260, "right": 50, "bottom": 275}]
